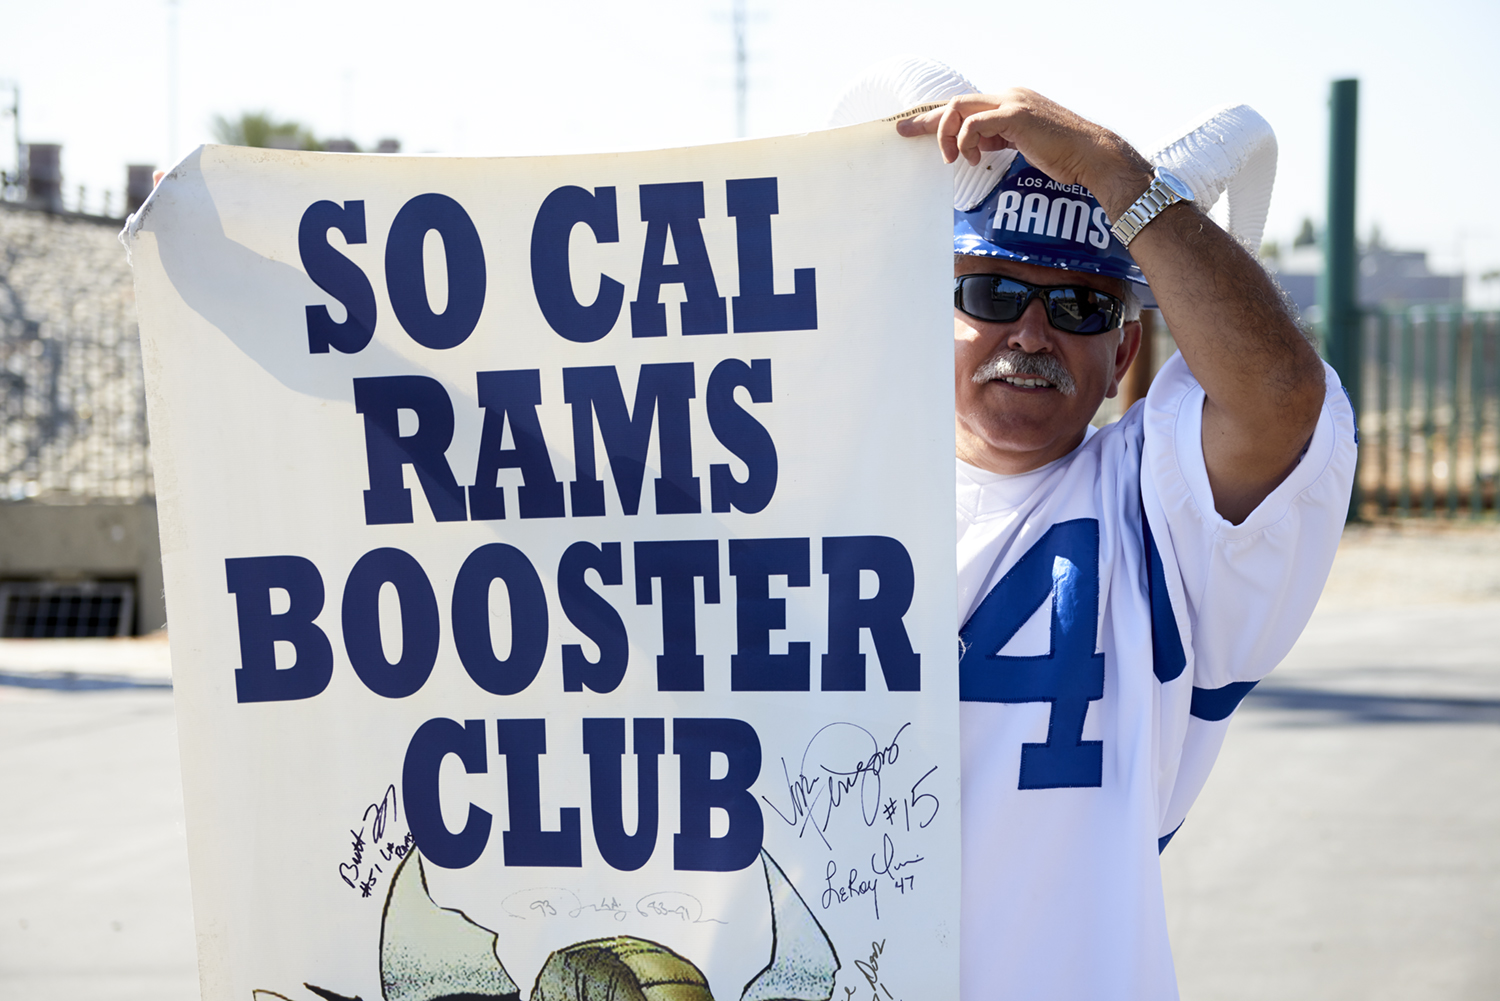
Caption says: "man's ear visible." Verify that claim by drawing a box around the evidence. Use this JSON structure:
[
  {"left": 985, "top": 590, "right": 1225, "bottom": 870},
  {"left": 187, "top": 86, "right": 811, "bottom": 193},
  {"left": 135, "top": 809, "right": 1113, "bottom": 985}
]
[{"left": 1104, "top": 320, "right": 1143, "bottom": 399}]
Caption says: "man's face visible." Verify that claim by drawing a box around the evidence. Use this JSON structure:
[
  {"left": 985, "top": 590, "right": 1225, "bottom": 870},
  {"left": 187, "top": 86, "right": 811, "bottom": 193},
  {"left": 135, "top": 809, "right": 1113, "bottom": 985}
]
[{"left": 954, "top": 255, "right": 1141, "bottom": 474}]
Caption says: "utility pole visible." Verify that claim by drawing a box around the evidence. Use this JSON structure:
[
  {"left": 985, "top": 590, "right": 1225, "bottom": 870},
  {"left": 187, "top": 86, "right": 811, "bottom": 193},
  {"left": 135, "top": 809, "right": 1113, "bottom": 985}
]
[
  {"left": 0, "top": 80, "right": 18, "bottom": 199},
  {"left": 1320, "top": 78, "right": 1359, "bottom": 519},
  {"left": 732, "top": 0, "right": 747, "bottom": 138},
  {"left": 167, "top": 0, "right": 180, "bottom": 165}
]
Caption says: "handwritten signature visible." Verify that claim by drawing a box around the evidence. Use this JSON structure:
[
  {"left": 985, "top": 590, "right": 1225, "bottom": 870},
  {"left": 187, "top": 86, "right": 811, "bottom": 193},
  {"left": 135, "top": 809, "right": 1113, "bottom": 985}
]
[
  {"left": 501, "top": 888, "right": 724, "bottom": 925},
  {"left": 762, "top": 723, "right": 939, "bottom": 850},
  {"left": 823, "top": 859, "right": 882, "bottom": 918},
  {"left": 870, "top": 833, "right": 923, "bottom": 885},
  {"left": 820, "top": 833, "right": 925, "bottom": 920},
  {"left": 844, "top": 939, "right": 900, "bottom": 1001},
  {"left": 338, "top": 785, "right": 412, "bottom": 898},
  {"left": 636, "top": 891, "right": 726, "bottom": 924}
]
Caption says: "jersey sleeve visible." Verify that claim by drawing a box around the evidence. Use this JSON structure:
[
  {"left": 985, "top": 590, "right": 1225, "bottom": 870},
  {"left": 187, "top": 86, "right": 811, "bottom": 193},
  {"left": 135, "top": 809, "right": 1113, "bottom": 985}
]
[{"left": 1139, "top": 351, "right": 1357, "bottom": 691}]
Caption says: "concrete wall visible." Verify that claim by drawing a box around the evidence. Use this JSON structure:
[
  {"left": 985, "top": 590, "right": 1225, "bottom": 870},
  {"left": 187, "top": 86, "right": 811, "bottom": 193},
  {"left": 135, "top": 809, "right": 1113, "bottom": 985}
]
[{"left": 0, "top": 502, "right": 165, "bottom": 633}]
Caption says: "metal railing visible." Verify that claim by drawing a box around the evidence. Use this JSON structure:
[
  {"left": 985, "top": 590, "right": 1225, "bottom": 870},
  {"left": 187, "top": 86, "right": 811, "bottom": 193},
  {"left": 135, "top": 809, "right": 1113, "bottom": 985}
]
[{"left": 1354, "top": 309, "right": 1499, "bottom": 519}]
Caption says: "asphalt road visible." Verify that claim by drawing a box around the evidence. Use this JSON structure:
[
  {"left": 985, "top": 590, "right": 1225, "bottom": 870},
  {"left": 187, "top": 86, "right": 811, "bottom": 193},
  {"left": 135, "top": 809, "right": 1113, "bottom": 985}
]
[
  {"left": 1162, "top": 522, "right": 1500, "bottom": 999},
  {"left": 0, "top": 653, "right": 195, "bottom": 1001},
  {"left": 1, "top": 523, "right": 1496, "bottom": 1000}
]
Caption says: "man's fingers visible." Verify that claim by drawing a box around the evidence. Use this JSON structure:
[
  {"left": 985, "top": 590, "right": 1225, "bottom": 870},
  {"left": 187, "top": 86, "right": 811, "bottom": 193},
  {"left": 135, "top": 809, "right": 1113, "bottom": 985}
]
[
  {"left": 894, "top": 94, "right": 1018, "bottom": 165},
  {"left": 955, "top": 112, "right": 1011, "bottom": 166},
  {"left": 954, "top": 115, "right": 980, "bottom": 165},
  {"left": 894, "top": 110, "right": 943, "bottom": 137},
  {"left": 936, "top": 102, "right": 970, "bottom": 165},
  {"left": 152, "top": 170, "right": 165, "bottom": 187}
]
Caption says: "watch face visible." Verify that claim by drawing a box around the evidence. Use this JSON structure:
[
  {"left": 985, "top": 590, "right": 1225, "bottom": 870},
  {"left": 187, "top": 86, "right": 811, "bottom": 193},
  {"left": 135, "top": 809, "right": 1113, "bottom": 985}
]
[{"left": 1158, "top": 168, "right": 1195, "bottom": 202}]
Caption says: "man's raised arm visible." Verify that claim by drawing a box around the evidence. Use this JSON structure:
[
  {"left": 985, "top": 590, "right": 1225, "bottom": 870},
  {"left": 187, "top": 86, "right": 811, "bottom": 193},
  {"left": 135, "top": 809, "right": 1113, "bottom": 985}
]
[{"left": 900, "top": 91, "right": 1327, "bottom": 524}]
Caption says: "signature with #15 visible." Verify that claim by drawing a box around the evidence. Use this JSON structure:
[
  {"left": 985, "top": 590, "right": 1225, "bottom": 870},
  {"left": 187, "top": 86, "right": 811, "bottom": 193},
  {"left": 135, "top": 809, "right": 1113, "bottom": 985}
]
[{"left": 762, "top": 721, "right": 940, "bottom": 849}]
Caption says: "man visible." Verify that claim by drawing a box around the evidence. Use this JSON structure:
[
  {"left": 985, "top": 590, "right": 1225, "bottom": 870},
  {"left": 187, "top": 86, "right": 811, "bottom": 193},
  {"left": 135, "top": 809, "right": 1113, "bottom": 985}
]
[{"left": 879, "top": 82, "right": 1356, "bottom": 998}]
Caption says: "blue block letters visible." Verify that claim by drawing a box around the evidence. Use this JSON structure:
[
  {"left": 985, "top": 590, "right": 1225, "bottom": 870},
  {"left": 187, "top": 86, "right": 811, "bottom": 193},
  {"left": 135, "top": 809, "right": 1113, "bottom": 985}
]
[{"left": 959, "top": 519, "right": 1105, "bottom": 789}]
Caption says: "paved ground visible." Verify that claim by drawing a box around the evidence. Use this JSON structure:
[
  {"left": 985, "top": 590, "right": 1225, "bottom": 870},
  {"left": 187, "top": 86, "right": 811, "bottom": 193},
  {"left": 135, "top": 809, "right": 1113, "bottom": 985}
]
[
  {"left": 0, "top": 635, "right": 195, "bottom": 1001},
  {"left": 1163, "top": 521, "right": 1500, "bottom": 999},
  {"left": 1, "top": 523, "right": 1497, "bottom": 999}
]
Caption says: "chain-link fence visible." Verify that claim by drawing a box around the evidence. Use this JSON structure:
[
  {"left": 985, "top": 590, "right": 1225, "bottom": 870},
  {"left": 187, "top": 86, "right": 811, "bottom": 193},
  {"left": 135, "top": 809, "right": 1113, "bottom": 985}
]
[{"left": 0, "top": 203, "right": 152, "bottom": 503}]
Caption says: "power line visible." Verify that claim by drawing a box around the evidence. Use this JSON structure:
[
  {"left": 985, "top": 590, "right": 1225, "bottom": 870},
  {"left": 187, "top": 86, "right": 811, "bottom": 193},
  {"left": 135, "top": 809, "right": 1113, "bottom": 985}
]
[{"left": 0, "top": 80, "right": 19, "bottom": 197}]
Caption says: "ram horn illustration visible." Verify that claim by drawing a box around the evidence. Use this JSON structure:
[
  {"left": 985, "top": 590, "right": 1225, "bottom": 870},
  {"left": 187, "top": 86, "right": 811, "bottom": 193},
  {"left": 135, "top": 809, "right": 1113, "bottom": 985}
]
[
  {"left": 344, "top": 847, "right": 840, "bottom": 1001},
  {"left": 739, "top": 850, "right": 840, "bottom": 1001},
  {"left": 380, "top": 851, "right": 522, "bottom": 1001},
  {"left": 530, "top": 936, "right": 715, "bottom": 1001}
]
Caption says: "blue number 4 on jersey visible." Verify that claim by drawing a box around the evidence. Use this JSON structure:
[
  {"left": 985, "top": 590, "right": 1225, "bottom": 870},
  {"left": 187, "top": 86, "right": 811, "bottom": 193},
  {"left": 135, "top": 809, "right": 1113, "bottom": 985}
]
[{"left": 959, "top": 519, "right": 1104, "bottom": 789}]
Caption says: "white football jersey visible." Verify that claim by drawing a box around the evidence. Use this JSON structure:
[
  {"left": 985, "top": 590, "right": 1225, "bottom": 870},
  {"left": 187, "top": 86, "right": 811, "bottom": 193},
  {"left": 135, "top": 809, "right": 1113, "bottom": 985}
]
[{"left": 956, "top": 353, "right": 1356, "bottom": 1000}]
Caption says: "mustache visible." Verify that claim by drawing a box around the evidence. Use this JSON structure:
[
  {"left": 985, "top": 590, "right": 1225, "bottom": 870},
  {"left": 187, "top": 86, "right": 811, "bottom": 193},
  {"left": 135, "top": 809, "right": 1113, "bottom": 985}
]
[{"left": 972, "top": 349, "right": 1077, "bottom": 396}]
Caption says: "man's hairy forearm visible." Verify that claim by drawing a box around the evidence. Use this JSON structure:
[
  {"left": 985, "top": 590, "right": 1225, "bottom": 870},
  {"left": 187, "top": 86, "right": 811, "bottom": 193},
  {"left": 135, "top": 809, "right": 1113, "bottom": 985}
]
[
  {"left": 1075, "top": 127, "right": 1324, "bottom": 460},
  {"left": 1083, "top": 139, "right": 1322, "bottom": 427},
  {"left": 1104, "top": 184, "right": 1326, "bottom": 522},
  {"left": 1132, "top": 202, "right": 1323, "bottom": 423}
]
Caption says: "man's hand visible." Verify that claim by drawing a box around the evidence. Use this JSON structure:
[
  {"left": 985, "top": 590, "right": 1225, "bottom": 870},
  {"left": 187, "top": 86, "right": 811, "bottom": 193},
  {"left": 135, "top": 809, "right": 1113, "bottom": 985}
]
[
  {"left": 902, "top": 91, "right": 1328, "bottom": 524},
  {"left": 896, "top": 90, "right": 1153, "bottom": 222}
]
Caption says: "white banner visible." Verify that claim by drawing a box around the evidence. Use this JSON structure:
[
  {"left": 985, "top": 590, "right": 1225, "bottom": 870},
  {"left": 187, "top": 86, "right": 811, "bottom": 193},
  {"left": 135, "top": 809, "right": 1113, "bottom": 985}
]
[{"left": 127, "top": 122, "right": 957, "bottom": 1001}]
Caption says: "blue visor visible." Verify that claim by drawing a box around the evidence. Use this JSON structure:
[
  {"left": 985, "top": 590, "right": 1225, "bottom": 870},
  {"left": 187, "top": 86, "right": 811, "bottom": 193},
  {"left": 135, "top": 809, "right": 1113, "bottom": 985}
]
[{"left": 955, "top": 154, "right": 1153, "bottom": 304}]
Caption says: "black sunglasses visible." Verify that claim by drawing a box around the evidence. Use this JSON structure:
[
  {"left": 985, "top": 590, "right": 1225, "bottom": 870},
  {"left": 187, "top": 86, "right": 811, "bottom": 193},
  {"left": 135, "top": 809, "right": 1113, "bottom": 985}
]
[{"left": 954, "top": 274, "right": 1125, "bottom": 335}]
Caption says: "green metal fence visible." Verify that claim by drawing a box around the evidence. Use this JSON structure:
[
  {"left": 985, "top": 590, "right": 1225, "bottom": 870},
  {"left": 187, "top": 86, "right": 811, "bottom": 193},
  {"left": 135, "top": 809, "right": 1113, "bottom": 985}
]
[{"left": 1355, "top": 309, "right": 1499, "bottom": 519}]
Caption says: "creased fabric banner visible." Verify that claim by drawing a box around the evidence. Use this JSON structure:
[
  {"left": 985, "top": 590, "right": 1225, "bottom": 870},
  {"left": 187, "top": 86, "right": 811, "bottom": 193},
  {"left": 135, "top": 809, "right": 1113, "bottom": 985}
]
[{"left": 126, "top": 121, "right": 957, "bottom": 1001}]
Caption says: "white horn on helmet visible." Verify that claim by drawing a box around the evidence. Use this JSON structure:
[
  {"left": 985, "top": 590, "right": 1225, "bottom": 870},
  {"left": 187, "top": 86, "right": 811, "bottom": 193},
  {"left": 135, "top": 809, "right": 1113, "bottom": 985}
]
[
  {"left": 826, "top": 55, "right": 1014, "bottom": 214},
  {"left": 1147, "top": 104, "right": 1278, "bottom": 250},
  {"left": 827, "top": 57, "right": 1278, "bottom": 248}
]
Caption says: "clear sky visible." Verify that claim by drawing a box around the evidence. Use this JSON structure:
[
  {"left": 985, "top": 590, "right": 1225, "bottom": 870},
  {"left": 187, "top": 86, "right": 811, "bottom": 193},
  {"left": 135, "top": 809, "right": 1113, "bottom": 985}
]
[{"left": 5, "top": 0, "right": 1498, "bottom": 304}]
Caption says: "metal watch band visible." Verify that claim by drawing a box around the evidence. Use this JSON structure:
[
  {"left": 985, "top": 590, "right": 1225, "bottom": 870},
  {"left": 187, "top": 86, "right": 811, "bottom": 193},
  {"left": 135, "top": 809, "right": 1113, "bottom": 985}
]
[{"left": 1109, "top": 172, "right": 1185, "bottom": 247}]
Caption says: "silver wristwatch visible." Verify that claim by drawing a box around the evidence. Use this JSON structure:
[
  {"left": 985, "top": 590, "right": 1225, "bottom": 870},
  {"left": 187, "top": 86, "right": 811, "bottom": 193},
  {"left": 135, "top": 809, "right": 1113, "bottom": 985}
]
[{"left": 1109, "top": 168, "right": 1194, "bottom": 247}]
